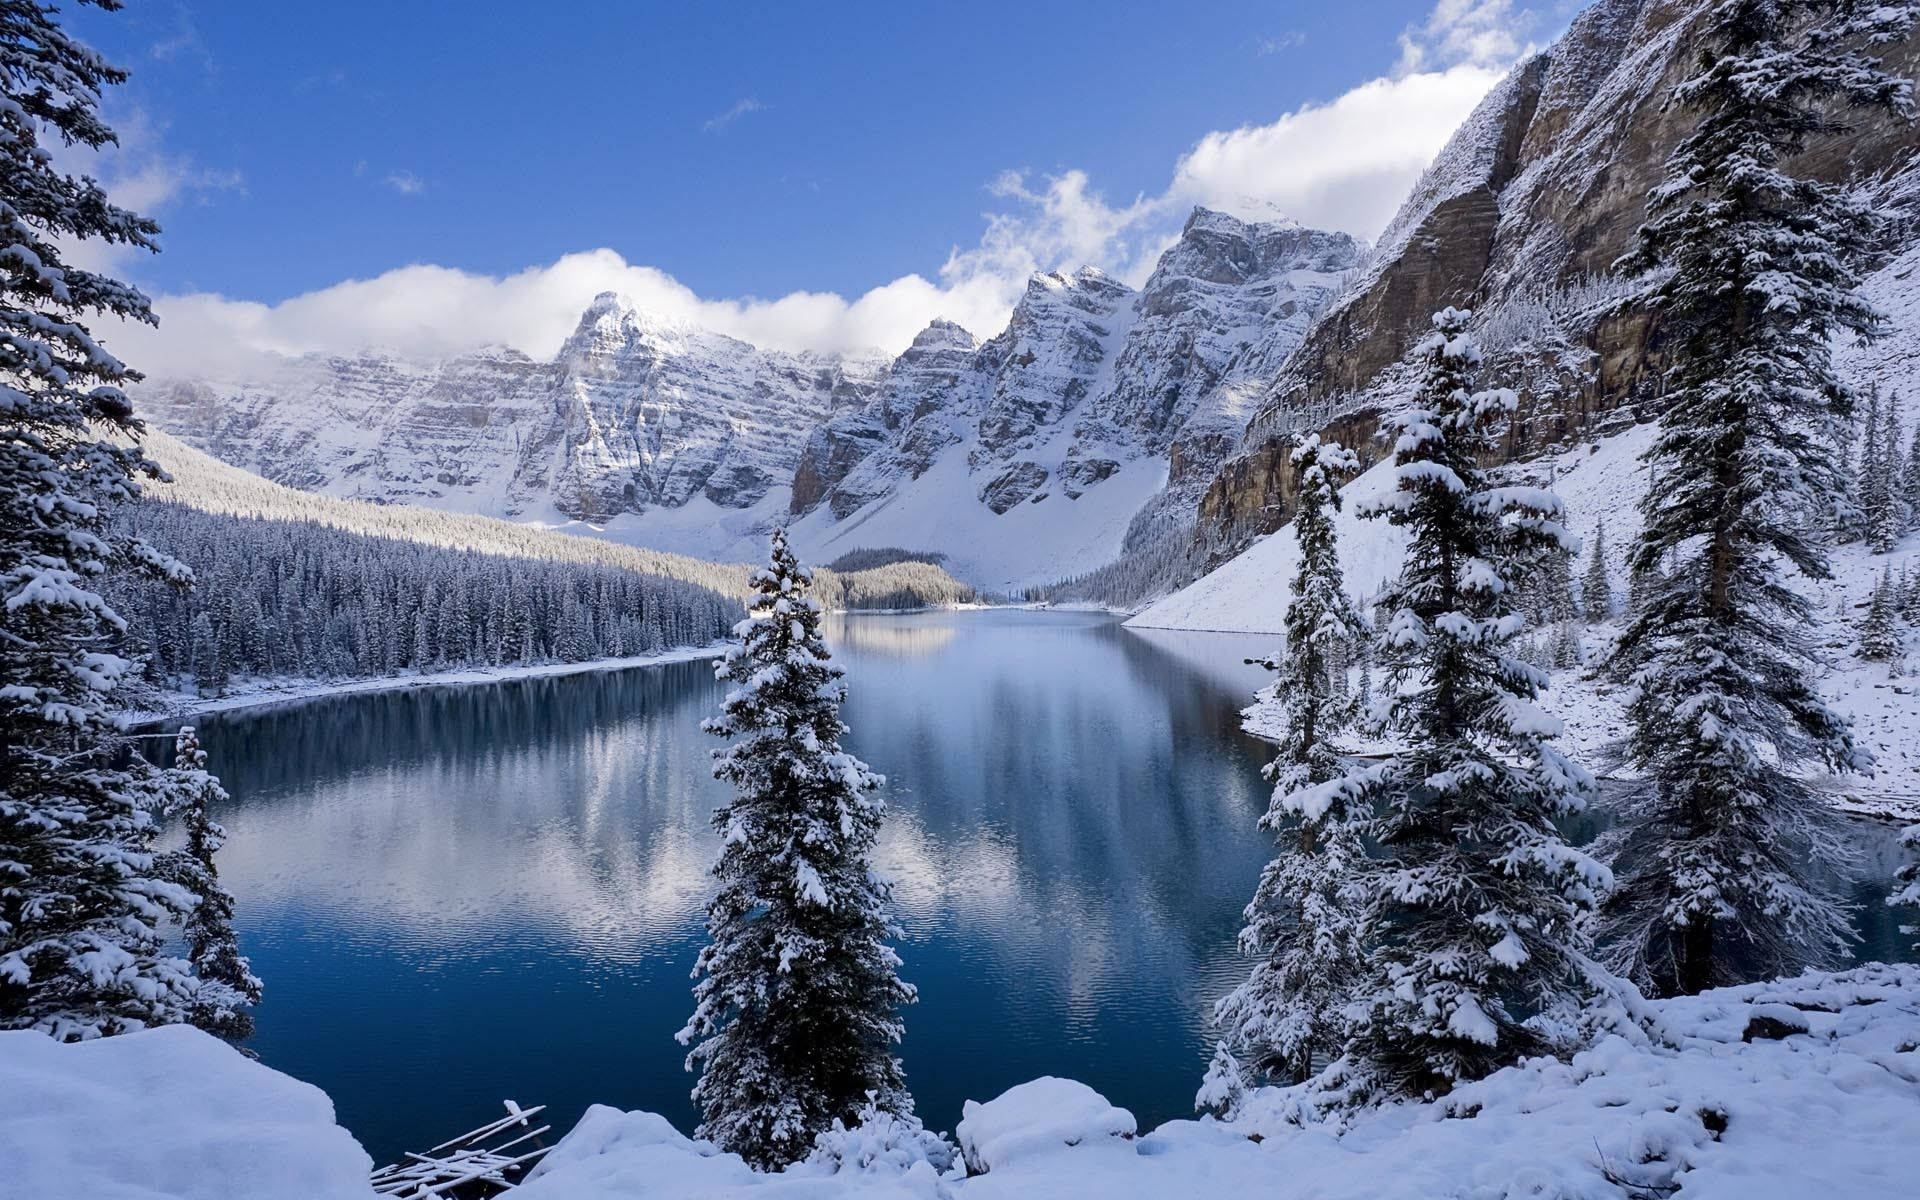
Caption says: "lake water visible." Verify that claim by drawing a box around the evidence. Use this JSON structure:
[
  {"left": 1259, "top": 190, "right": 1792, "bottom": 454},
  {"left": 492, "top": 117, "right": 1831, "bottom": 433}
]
[{"left": 176, "top": 609, "right": 1913, "bottom": 1167}]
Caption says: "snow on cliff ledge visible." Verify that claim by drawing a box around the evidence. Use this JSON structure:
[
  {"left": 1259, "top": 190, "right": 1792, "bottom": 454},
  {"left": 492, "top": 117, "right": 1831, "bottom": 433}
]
[{"left": 4, "top": 963, "right": 1918, "bottom": 1199}]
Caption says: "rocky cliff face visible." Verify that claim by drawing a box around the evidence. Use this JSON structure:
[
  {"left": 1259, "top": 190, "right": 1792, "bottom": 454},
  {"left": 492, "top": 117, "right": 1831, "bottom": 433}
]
[
  {"left": 1194, "top": 0, "right": 1920, "bottom": 558},
  {"left": 787, "top": 210, "right": 1364, "bottom": 556}
]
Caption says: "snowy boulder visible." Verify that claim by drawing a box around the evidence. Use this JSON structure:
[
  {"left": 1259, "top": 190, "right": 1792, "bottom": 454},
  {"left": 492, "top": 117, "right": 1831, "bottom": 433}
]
[
  {"left": 1742, "top": 1003, "right": 1813, "bottom": 1042},
  {"left": 954, "top": 1077, "right": 1137, "bottom": 1175},
  {"left": 514, "top": 1105, "right": 748, "bottom": 1198},
  {"left": 0, "top": 1024, "right": 375, "bottom": 1200}
]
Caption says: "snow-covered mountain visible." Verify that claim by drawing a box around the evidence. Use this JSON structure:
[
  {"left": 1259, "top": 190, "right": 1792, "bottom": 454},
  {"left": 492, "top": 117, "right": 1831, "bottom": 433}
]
[
  {"left": 139, "top": 296, "right": 888, "bottom": 533},
  {"left": 138, "top": 209, "right": 1363, "bottom": 589},
  {"left": 783, "top": 211, "right": 1364, "bottom": 585}
]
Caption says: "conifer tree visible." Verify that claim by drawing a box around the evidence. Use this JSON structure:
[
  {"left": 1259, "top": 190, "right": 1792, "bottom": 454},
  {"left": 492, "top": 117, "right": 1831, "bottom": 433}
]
[
  {"left": 0, "top": 0, "right": 207, "bottom": 1040},
  {"left": 1212, "top": 434, "right": 1368, "bottom": 1089},
  {"left": 1860, "top": 384, "right": 1889, "bottom": 546},
  {"left": 1582, "top": 518, "right": 1614, "bottom": 622},
  {"left": 161, "top": 727, "right": 261, "bottom": 1039},
  {"left": 1601, "top": 0, "right": 1911, "bottom": 995},
  {"left": 679, "top": 530, "right": 913, "bottom": 1169},
  {"left": 1904, "top": 416, "right": 1920, "bottom": 533},
  {"left": 1858, "top": 565, "right": 1901, "bottom": 663},
  {"left": 1873, "top": 396, "right": 1905, "bottom": 553},
  {"left": 1323, "top": 310, "right": 1605, "bottom": 1102}
]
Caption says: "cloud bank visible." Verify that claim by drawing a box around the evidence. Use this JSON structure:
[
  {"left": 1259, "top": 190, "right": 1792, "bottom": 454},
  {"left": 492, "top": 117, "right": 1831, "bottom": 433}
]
[{"left": 105, "top": 5, "right": 1534, "bottom": 378}]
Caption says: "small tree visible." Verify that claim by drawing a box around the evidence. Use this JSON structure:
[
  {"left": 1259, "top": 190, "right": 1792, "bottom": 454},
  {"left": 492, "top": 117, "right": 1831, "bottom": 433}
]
[
  {"left": 1213, "top": 434, "right": 1368, "bottom": 1088},
  {"left": 1861, "top": 384, "right": 1890, "bottom": 547},
  {"left": 1873, "top": 399, "right": 1906, "bottom": 553},
  {"left": 161, "top": 727, "right": 261, "bottom": 1039},
  {"left": 1858, "top": 565, "right": 1901, "bottom": 664},
  {"left": 1328, "top": 309, "right": 1606, "bottom": 1103},
  {"left": 679, "top": 530, "right": 913, "bottom": 1169},
  {"left": 1582, "top": 518, "right": 1614, "bottom": 622}
]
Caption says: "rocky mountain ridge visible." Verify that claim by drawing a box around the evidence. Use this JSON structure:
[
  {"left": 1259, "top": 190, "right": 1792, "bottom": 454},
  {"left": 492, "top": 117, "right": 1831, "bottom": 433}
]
[{"left": 139, "top": 207, "right": 1363, "bottom": 587}]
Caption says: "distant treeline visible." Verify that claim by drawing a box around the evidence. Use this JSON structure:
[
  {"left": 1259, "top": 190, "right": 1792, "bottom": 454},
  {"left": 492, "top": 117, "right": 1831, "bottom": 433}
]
[
  {"left": 826, "top": 547, "right": 948, "bottom": 573},
  {"left": 109, "top": 503, "right": 741, "bottom": 692},
  {"left": 109, "top": 502, "right": 978, "bottom": 694}
]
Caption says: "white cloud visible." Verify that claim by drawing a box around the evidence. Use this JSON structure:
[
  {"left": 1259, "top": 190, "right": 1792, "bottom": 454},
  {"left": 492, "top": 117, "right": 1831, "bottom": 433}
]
[
  {"left": 1255, "top": 31, "right": 1307, "bottom": 56},
  {"left": 701, "top": 97, "right": 766, "bottom": 134},
  {"left": 1396, "top": 0, "right": 1538, "bottom": 74},
  {"left": 108, "top": 2, "right": 1533, "bottom": 378},
  {"left": 110, "top": 249, "right": 1028, "bottom": 380},
  {"left": 1165, "top": 64, "right": 1509, "bottom": 239},
  {"left": 385, "top": 170, "right": 426, "bottom": 195}
]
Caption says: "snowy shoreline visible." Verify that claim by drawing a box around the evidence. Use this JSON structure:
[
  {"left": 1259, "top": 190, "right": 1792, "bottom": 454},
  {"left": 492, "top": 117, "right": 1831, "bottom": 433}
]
[
  {"left": 120, "top": 643, "right": 732, "bottom": 726},
  {"left": 6, "top": 963, "right": 1918, "bottom": 1199},
  {"left": 118, "top": 604, "right": 1114, "bottom": 728}
]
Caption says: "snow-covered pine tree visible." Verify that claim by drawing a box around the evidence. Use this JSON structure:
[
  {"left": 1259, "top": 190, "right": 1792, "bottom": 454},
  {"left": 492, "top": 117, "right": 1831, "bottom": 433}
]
[
  {"left": 1212, "top": 434, "right": 1368, "bottom": 1089},
  {"left": 1552, "top": 620, "right": 1583, "bottom": 670},
  {"left": 1885, "top": 403, "right": 1910, "bottom": 544},
  {"left": 1858, "top": 565, "right": 1901, "bottom": 663},
  {"left": 1873, "top": 394, "right": 1905, "bottom": 553},
  {"left": 678, "top": 530, "right": 913, "bottom": 1169},
  {"left": 160, "top": 727, "right": 261, "bottom": 1039},
  {"left": 0, "top": 0, "right": 208, "bottom": 1040},
  {"left": 1904, "top": 416, "right": 1920, "bottom": 534},
  {"left": 1860, "top": 384, "right": 1889, "bottom": 546},
  {"left": 1600, "top": 0, "right": 1913, "bottom": 996},
  {"left": 1324, "top": 309, "right": 1605, "bottom": 1103},
  {"left": 1582, "top": 518, "right": 1614, "bottom": 622}
]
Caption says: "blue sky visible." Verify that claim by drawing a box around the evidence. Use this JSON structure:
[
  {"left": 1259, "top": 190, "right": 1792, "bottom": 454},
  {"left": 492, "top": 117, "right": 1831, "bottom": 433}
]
[{"left": 68, "top": 1, "right": 1566, "bottom": 371}]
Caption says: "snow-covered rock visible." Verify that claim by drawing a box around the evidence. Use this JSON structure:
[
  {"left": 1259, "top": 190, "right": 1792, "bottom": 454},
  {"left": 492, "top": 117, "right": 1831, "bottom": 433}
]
[
  {"left": 953, "top": 1078, "right": 1137, "bottom": 1175},
  {"left": 0, "top": 1024, "right": 374, "bottom": 1200}
]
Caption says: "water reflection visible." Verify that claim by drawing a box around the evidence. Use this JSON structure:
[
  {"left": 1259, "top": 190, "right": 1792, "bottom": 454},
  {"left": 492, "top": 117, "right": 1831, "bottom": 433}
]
[
  {"left": 189, "top": 611, "right": 1278, "bottom": 1166},
  {"left": 179, "top": 610, "right": 1911, "bottom": 1169}
]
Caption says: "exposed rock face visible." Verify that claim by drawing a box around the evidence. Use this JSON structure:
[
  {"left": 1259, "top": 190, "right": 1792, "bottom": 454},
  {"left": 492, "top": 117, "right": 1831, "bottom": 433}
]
[
  {"left": 978, "top": 461, "right": 1052, "bottom": 514},
  {"left": 1195, "top": 0, "right": 1920, "bottom": 558}
]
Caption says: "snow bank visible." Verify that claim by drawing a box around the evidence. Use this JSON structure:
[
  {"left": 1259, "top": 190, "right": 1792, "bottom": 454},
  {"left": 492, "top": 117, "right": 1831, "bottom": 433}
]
[
  {"left": 953, "top": 1078, "right": 1136, "bottom": 1175},
  {"left": 122, "top": 642, "right": 729, "bottom": 724},
  {"left": 0, "top": 1025, "right": 374, "bottom": 1200},
  {"left": 11, "top": 965, "right": 1915, "bottom": 1198}
]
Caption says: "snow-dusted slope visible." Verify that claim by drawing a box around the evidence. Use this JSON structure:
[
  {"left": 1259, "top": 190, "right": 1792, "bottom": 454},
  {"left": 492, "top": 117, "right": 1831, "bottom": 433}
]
[{"left": 1130, "top": 422, "right": 1659, "bottom": 635}]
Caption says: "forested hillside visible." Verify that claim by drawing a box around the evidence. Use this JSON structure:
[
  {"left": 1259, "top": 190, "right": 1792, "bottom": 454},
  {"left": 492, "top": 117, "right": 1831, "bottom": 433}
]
[{"left": 112, "top": 433, "right": 979, "bottom": 694}]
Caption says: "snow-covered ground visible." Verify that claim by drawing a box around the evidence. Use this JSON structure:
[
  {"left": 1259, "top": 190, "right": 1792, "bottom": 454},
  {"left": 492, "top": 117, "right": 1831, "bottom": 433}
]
[
  {"left": 789, "top": 443, "right": 1170, "bottom": 595},
  {"left": 122, "top": 643, "right": 730, "bottom": 724},
  {"left": 6, "top": 964, "right": 1916, "bottom": 1199}
]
